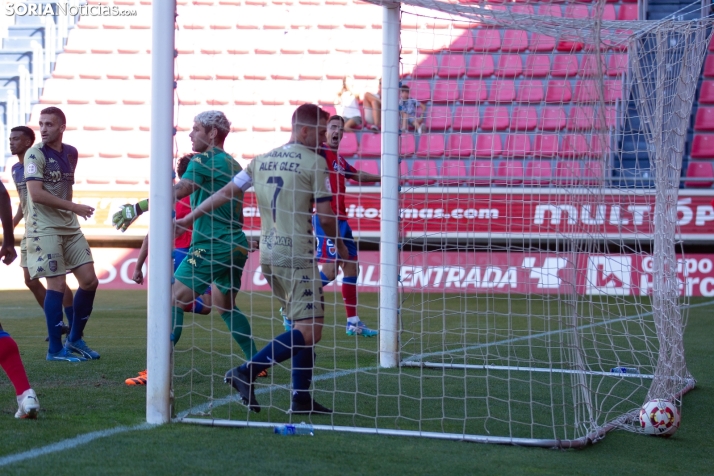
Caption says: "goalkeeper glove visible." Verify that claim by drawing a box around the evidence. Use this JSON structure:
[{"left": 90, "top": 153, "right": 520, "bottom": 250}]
[{"left": 112, "top": 199, "right": 149, "bottom": 233}]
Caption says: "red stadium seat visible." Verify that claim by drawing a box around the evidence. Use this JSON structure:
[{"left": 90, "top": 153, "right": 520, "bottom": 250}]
[
  {"left": 545, "top": 80, "right": 572, "bottom": 103},
  {"left": 512, "top": 4, "right": 535, "bottom": 15},
  {"left": 474, "top": 133, "right": 503, "bottom": 158},
  {"left": 501, "top": 30, "right": 529, "bottom": 53},
  {"left": 440, "top": 160, "right": 469, "bottom": 185},
  {"left": 560, "top": 134, "right": 589, "bottom": 158},
  {"left": 416, "top": 134, "right": 446, "bottom": 158},
  {"left": 516, "top": 80, "right": 544, "bottom": 103},
  {"left": 453, "top": 106, "right": 480, "bottom": 131},
  {"left": 573, "top": 80, "right": 599, "bottom": 103},
  {"left": 691, "top": 134, "right": 714, "bottom": 159},
  {"left": 438, "top": 55, "right": 466, "bottom": 78},
  {"left": 533, "top": 134, "right": 560, "bottom": 157},
  {"left": 469, "top": 160, "right": 495, "bottom": 185},
  {"left": 504, "top": 134, "right": 532, "bottom": 158},
  {"left": 525, "top": 160, "right": 553, "bottom": 185},
  {"left": 555, "top": 160, "right": 582, "bottom": 184},
  {"left": 411, "top": 159, "right": 438, "bottom": 185},
  {"left": 604, "top": 80, "right": 623, "bottom": 103},
  {"left": 617, "top": 4, "right": 638, "bottom": 20},
  {"left": 695, "top": 108, "right": 714, "bottom": 131},
  {"left": 607, "top": 54, "right": 628, "bottom": 77},
  {"left": 461, "top": 80, "right": 488, "bottom": 102},
  {"left": 703, "top": 56, "right": 714, "bottom": 78},
  {"left": 495, "top": 160, "right": 524, "bottom": 185},
  {"left": 685, "top": 162, "right": 714, "bottom": 187},
  {"left": 447, "top": 31, "right": 474, "bottom": 52},
  {"left": 426, "top": 106, "right": 452, "bottom": 131},
  {"left": 567, "top": 106, "right": 595, "bottom": 130},
  {"left": 565, "top": 4, "right": 589, "bottom": 19},
  {"left": 400, "top": 134, "right": 416, "bottom": 157},
  {"left": 537, "top": 4, "right": 562, "bottom": 17},
  {"left": 529, "top": 34, "right": 556, "bottom": 52},
  {"left": 510, "top": 106, "right": 538, "bottom": 131},
  {"left": 466, "top": 55, "right": 495, "bottom": 78},
  {"left": 699, "top": 81, "right": 714, "bottom": 104},
  {"left": 399, "top": 160, "right": 409, "bottom": 184},
  {"left": 579, "top": 55, "right": 606, "bottom": 77},
  {"left": 495, "top": 55, "right": 523, "bottom": 78},
  {"left": 602, "top": 5, "right": 617, "bottom": 20},
  {"left": 524, "top": 55, "right": 551, "bottom": 78},
  {"left": 446, "top": 133, "right": 474, "bottom": 158},
  {"left": 552, "top": 54, "right": 579, "bottom": 78},
  {"left": 348, "top": 160, "right": 379, "bottom": 185},
  {"left": 481, "top": 106, "right": 510, "bottom": 131},
  {"left": 474, "top": 30, "right": 501, "bottom": 52},
  {"left": 338, "top": 132, "right": 358, "bottom": 157},
  {"left": 359, "top": 133, "right": 381, "bottom": 157},
  {"left": 406, "top": 80, "right": 432, "bottom": 102},
  {"left": 411, "top": 55, "right": 439, "bottom": 78},
  {"left": 433, "top": 79, "right": 460, "bottom": 102},
  {"left": 488, "top": 80, "right": 516, "bottom": 103},
  {"left": 582, "top": 160, "right": 604, "bottom": 186}
]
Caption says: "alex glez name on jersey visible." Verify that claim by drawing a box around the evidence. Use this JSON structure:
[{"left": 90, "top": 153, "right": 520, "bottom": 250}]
[{"left": 258, "top": 161, "right": 301, "bottom": 173}]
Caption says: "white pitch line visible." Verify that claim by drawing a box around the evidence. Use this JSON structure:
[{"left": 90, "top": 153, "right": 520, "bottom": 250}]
[{"left": 0, "top": 423, "right": 155, "bottom": 468}]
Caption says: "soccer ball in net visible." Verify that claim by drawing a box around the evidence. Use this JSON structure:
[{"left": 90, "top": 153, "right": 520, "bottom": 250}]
[{"left": 639, "top": 399, "right": 681, "bottom": 437}]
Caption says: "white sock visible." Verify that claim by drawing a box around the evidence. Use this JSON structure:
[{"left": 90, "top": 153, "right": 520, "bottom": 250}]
[{"left": 347, "top": 316, "right": 360, "bottom": 325}]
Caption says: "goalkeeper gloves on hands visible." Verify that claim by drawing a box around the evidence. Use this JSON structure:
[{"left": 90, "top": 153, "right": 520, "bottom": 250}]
[{"left": 112, "top": 199, "right": 149, "bottom": 232}]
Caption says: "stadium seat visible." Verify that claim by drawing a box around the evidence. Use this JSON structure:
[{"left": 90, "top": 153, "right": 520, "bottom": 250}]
[
  {"left": 510, "top": 106, "right": 538, "bottom": 131},
  {"left": 447, "top": 31, "right": 474, "bottom": 52},
  {"left": 495, "top": 55, "right": 523, "bottom": 78},
  {"left": 426, "top": 106, "right": 452, "bottom": 131},
  {"left": 685, "top": 162, "right": 714, "bottom": 187},
  {"left": 446, "top": 133, "right": 474, "bottom": 158},
  {"left": 481, "top": 106, "right": 510, "bottom": 131},
  {"left": 537, "top": 4, "right": 563, "bottom": 17},
  {"left": 617, "top": 4, "right": 638, "bottom": 20},
  {"left": 529, "top": 33, "right": 556, "bottom": 53},
  {"left": 502, "top": 30, "right": 529, "bottom": 53},
  {"left": 473, "top": 29, "right": 501, "bottom": 52},
  {"left": 533, "top": 134, "right": 560, "bottom": 157},
  {"left": 703, "top": 57, "right": 714, "bottom": 78},
  {"left": 567, "top": 106, "right": 595, "bottom": 130},
  {"left": 399, "top": 160, "right": 409, "bottom": 184},
  {"left": 601, "top": 5, "right": 617, "bottom": 20},
  {"left": 469, "top": 160, "right": 495, "bottom": 185},
  {"left": 560, "top": 134, "right": 589, "bottom": 158},
  {"left": 466, "top": 55, "right": 495, "bottom": 78},
  {"left": 551, "top": 54, "right": 579, "bottom": 78},
  {"left": 579, "top": 55, "right": 606, "bottom": 77},
  {"left": 525, "top": 160, "right": 553, "bottom": 185},
  {"left": 495, "top": 160, "right": 525, "bottom": 185},
  {"left": 453, "top": 106, "right": 480, "bottom": 131},
  {"left": 411, "top": 159, "right": 438, "bottom": 185},
  {"left": 555, "top": 160, "right": 582, "bottom": 184},
  {"left": 516, "top": 80, "right": 544, "bottom": 103},
  {"left": 416, "top": 134, "right": 446, "bottom": 158},
  {"left": 433, "top": 79, "right": 460, "bottom": 102},
  {"left": 359, "top": 133, "right": 381, "bottom": 157},
  {"left": 440, "top": 160, "right": 469, "bottom": 185},
  {"left": 474, "top": 134, "right": 503, "bottom": 158},
  {"left": 603, "top": 80, "right": 623, "bottom": 103},
  {"left": 523, "top": 55, "right": 551, "bottom": 77},
  {"left": 691, "top": 134, "right": 714, "bottom": 159},
  {"left": 406, "top": 80, "right": 432, "bottom": 102},
  {"left": 699, "top": 81, "right": 714, "bottom": 104},
  {"left": 545, "top": 80, "right": 572, "bottom": 103},
  {"left": 565, "top": 4, "right": 589, "bottom": 19},
  {"left": 349, "top": 159, "right": 380, "bottom": 185},
  {"left": 412, "top": 55, "right": 439, "bottom": 78},
  {"left": 504, "top": 134, "right": 532, "bottom": 158},
  {"left": 437, "top": 55, "right": 466, "bottom": 78},
  {"left": 511, "top": 4, "right": 535, "bottom": 15},
  {"left": 607, "top": 54, "right": 628, "bottom": 77},
  {"left": 488, "top": 80, "right": 516, "bottom": 103},
  {"left": 339, "top": 132, "right": 358, "bottom": 157},
  {"left": 461, "top": 80, "right": 488, "bottom": 102},
  {"left": 582, "top": 160, "right": 604, "bottom": 186},
  {"left": 400, "top": 134, "right": 417, "bottom": 157},
  {"left": 695, "top": 108, "right": 714, "bottom": 131}
]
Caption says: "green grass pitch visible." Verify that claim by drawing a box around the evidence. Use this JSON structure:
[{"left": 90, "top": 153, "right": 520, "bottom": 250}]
[{"left": 1, "top": 290, "right": 713, "bottom": 475}]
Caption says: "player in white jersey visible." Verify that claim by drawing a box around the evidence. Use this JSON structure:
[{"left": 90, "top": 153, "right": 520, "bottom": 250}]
[{"left": 177, "top": 104, "right": 339, "bottom": 414}]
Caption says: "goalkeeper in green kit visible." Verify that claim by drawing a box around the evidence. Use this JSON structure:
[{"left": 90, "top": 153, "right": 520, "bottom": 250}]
[{"left": 113, "top": 111, "right": 262, "bottom": 380}]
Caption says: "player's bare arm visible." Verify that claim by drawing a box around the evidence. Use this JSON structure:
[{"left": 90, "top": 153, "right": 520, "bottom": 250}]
[
  {"left": 12, "top": 206, "right": 23, "bottom": 228},
  {"left": 0, "top": 184, "right": 17, "bottom": 265},
  {"left": 133, "top": 234, "right": 149, "bottom": 285},
  {"left": 353, "top": 170, "right": 381, "bottom": 183},
  {"left": 26, "top": 181, "right": 95, "bottom": 220},
  {"left": 175, "top": 180, "right": 240, "bottom": 231}
]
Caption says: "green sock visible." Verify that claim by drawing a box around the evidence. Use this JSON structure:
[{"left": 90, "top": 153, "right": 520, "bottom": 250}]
[
  {"left": 221, "top": 308, "right": 258, "bottom": 360},
  {"left": 171, "top": 306, "right": 184, "bottom": 345}
]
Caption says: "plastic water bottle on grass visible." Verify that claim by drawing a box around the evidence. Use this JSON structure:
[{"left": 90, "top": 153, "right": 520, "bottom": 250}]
[
  {"left": 274, "top": 423, "right": 314, "bottom": 436},
  {"left": 610, "top": 367, "right": 639, "bottom": 375}
]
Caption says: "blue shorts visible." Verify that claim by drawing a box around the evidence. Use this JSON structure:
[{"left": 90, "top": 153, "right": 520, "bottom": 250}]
[
  {"left": 172, "top": 247, "right": 190, "bottom": 274},
  {"left": 312, "top": 216, "right": 358, "bottom": 263}
]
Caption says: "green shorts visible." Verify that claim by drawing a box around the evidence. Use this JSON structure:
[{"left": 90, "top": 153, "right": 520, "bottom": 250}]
[
  {"left": 26, "top": 233, "right": 93, "bottom": 279},
  {"left": 174, "top": 236, "right": 250, "bottom": 295}
]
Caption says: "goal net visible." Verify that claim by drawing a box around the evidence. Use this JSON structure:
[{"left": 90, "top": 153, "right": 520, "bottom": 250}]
[{"left": 163, "top": 0, "right": 709, "bottom": 447}]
